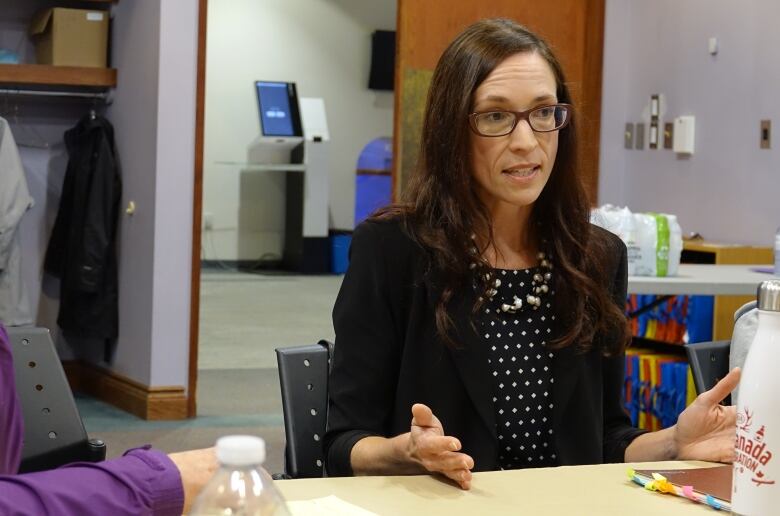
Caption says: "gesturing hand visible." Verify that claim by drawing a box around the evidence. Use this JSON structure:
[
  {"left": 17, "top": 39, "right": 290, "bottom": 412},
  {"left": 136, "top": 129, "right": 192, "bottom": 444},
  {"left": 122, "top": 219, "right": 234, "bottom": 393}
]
[
  {"left": 407, "top": 403, "right": 474, "bottom": 489},
  {"left": 674, "top": 368, "right": 740, "bottom": 462}
]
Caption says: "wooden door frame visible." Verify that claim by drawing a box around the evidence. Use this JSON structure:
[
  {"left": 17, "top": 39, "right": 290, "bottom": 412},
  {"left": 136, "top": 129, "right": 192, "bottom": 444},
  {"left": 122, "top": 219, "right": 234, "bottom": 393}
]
[
  {"left": 582, "top": 0, "right": 606, "bottom": 204},
  {"left": 188, "top": 0, "right": 208, "bottom": 417}
]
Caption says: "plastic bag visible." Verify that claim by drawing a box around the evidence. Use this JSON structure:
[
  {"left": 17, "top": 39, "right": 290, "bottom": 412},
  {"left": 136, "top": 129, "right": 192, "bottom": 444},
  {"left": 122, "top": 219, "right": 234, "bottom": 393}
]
[{"left": 591, "top": 205, "right": 682, "bottom": 277}]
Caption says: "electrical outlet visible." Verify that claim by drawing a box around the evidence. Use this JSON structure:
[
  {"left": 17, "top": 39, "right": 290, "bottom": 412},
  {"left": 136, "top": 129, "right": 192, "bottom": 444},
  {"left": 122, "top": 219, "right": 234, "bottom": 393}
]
[
  {"left": 203, "top": 212, "right": 214, "bottom": 230},
  {"left": 761, "top": 120, "right": 771, "bottom": 149}
]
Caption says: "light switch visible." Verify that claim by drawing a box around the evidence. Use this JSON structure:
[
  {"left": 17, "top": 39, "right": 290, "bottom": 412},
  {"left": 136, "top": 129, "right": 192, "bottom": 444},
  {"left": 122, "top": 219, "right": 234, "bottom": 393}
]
[
  {"left": 635, "top": 123, "right": 645, "bottom": 150},
  {"left": 761, "top": 120, "right": 771, "bottom": 149},
  {"left": 650, "top": 95, "right": 660, "bottom": 117},
  {"left": 673, "top": 116, "right": 695, "bottom": 154},
  {"left": 624, "top": 123, "right": 634, "bottom": 149},
  {"left": 649, "top": 122, "right": 659, "bottom": 149}
]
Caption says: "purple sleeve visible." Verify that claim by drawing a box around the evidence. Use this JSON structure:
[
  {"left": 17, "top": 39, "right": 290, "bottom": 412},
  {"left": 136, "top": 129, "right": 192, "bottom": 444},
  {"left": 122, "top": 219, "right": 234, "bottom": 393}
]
[
  {"left": 0, "top": 446, "right": 184, "bottom": 516},
  {"left": 0, "top": 323, "right": 23, "bottom": 475}
]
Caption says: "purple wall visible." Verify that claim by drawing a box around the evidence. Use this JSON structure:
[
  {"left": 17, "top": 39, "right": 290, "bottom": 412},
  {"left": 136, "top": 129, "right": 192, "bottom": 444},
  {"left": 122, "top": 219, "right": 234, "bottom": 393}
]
[{"left": 9, "top": 0, "right": 196, "bottom": 392}]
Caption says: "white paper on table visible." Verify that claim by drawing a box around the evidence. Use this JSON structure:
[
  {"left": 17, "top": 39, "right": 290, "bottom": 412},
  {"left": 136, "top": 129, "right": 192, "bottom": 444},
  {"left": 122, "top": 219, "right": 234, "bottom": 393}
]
[{"left": 287, "top": 495, "right": 378, "bottom": 515}]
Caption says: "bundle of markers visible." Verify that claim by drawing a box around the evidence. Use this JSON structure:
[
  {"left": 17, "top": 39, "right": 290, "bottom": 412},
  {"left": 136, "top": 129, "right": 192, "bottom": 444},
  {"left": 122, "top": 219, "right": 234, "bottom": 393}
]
[{"left": 627, "top": 469, "right": 730, "bottom": 511}]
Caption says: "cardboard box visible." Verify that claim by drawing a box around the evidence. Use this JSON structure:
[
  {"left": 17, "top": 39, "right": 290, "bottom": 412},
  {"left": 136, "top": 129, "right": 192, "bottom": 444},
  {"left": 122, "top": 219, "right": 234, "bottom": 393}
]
[{"left": 29, "top": 8, "right": 109, "bottom": 68}]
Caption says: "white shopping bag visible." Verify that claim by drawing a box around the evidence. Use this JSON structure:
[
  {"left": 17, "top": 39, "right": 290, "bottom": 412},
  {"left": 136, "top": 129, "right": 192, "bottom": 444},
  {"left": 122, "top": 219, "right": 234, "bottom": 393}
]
[{"left": 591, "top": 205, "right": 682, "bottom": 277}]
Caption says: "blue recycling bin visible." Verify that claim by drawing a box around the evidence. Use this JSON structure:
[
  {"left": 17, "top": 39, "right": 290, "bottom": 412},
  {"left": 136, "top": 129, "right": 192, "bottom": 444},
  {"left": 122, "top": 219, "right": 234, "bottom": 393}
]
[
  {"left": 330, "top": 234, "right": 352, "bottom": 274},
  {"left": 355, "top": 137, "right": 392, "bottom": 225}
]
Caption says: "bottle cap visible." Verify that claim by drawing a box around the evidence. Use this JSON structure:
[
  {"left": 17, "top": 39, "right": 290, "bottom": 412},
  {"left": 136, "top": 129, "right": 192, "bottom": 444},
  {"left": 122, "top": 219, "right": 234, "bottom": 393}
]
[
  {"left": 215, "top": 435, "right": 266, "bottom": 466},
  {"left": 757, "top": 280, "right": 780, "bottom": 312}
]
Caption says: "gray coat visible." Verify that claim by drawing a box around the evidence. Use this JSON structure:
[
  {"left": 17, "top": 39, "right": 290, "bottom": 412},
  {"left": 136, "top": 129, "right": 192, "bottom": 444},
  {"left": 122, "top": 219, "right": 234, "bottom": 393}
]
[{"left": 0, "top": 118, "right": 34, "bottom": 325}]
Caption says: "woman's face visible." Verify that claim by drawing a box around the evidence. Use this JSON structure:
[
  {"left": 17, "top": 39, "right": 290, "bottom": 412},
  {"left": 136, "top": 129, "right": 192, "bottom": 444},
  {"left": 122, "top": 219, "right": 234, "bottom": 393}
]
[{"left": 469, "top": 52, "right": 559, "bottom": 212}]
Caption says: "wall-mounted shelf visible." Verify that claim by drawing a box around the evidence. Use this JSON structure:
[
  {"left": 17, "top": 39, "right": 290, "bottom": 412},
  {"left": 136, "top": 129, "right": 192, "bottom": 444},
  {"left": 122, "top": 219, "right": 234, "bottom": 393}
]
[{"left": 0, "top": 64, "right": 117, "bottom": 89}]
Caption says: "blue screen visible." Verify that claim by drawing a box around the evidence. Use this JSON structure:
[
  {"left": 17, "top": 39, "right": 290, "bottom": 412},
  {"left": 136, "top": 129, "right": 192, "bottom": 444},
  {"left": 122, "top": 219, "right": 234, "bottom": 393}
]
[{"left": 256, "top": 82, "right": 295, "bottom": 137}]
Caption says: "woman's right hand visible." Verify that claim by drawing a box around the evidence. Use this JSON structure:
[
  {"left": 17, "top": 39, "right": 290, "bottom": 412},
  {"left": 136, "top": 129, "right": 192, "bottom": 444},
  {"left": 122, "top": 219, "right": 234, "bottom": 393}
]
[{"left": 407, "top": 403, "right": 474, "bottom": 489}]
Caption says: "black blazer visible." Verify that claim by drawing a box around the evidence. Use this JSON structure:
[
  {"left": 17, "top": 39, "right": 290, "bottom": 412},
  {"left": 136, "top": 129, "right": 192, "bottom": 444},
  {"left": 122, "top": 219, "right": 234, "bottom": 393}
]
[{"left": 324, "top": 218, "right": 646, "bottom": 475}]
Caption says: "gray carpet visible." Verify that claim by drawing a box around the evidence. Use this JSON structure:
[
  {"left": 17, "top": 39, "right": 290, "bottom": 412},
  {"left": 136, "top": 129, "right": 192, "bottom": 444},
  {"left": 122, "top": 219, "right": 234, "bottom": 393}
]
[{"left": 198, "top": 272, "right": 341, "bottom": 370}]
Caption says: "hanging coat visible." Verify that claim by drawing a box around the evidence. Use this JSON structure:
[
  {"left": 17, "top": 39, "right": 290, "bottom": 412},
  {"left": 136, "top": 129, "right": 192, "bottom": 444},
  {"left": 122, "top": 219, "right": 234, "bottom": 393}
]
[
  {"left": 44, "top": 115, "right": 121, "bottom": 342},
  {"left": 0, "top": 118, "right": 34, "bottom": 326}
]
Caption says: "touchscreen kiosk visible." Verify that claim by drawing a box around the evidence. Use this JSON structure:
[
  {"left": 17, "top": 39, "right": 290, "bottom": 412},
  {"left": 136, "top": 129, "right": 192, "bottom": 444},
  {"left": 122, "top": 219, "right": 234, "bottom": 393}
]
[{"left": 247, "top": 81, "right": 304, "bottom": 164}]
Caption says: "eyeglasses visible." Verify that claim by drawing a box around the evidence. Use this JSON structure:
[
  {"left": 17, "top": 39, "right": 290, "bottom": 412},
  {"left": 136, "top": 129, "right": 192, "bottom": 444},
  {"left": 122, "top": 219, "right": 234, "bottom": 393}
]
[{"left": 468, "top": 103, "right": 572, "bottom": 137}]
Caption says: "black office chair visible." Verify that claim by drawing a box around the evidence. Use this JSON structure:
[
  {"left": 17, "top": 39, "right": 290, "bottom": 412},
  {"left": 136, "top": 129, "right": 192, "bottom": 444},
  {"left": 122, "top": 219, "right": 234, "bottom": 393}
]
[
  {"left": 684, "top": 340, "right": 731, "bottom": 400},
  {"left": 275, "top": 339, "right": 332, "bottom": 479},
  {"left": 7, "top": 327, "right": 106, "bottom": 473}
]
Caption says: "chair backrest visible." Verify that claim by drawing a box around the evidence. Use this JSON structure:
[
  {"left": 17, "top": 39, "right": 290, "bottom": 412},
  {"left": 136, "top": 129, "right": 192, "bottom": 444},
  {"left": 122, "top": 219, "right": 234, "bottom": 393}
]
[
  {"left": 684, "top": 340, "right": 731, "bottom": 400},
  {"left": 7, "top": 327, "right": 105, "bottom": 472},
  {"left": 275, "top": 340, "right": 331, "bottom": 479}
]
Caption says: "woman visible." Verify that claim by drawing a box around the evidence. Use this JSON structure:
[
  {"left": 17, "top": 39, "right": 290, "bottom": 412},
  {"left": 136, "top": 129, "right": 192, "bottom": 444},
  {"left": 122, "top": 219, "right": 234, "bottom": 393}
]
[{"left": 324, "top": 18, "right": 738, "bottom": 490}]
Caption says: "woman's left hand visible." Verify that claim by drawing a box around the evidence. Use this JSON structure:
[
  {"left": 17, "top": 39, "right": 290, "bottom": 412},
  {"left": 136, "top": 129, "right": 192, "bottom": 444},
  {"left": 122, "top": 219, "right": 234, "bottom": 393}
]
[{"left": 673, "top": 368, "right": 740, "bottom": 462}]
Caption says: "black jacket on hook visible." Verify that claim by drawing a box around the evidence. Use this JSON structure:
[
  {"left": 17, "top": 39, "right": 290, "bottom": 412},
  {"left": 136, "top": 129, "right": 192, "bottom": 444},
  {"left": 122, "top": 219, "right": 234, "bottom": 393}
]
[{"left": 44, "top": 114, "right": 121, "bottom": 345}]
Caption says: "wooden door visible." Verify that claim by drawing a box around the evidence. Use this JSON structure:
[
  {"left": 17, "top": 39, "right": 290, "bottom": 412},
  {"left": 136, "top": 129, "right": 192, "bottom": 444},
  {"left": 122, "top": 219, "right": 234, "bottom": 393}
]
[{"left": 393, "top": 0, "right": 606, "bottom": 203}]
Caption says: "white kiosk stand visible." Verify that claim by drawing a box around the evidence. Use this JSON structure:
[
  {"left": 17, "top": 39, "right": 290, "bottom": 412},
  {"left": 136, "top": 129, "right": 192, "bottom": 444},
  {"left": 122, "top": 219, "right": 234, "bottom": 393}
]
[{"left": 247, "top": 81, "right": 330, "bottom": 272}]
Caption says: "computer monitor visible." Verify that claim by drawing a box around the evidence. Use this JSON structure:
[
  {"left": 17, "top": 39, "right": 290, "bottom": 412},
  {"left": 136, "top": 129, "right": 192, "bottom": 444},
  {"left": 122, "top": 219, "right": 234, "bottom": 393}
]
[
  {"left": 255, "top": 81, "right": 303, "bottom": 138},
  {"left": 248, "top": 81, "right": 305, "bottom": 164}
]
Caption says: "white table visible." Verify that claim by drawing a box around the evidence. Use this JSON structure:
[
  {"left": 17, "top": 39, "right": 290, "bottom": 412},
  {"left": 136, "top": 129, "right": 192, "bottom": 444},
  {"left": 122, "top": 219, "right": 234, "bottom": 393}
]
[
  {"left": 628, "top": 264, "right": 774, "bottom": 296},
  {"left": 277, "top": 461, "right": 722, "bottom": 515}
]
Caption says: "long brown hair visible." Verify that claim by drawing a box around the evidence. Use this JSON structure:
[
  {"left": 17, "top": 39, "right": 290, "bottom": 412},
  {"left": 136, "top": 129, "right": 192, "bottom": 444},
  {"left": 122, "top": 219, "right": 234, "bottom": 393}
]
[{"left": 375, "top": 18, "right": 628, "bottom": 356}]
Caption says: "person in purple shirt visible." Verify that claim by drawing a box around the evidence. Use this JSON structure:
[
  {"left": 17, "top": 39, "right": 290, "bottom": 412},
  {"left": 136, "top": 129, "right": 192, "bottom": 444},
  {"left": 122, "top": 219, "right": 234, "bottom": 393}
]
[{"left": 0, "top": 324, "right": 217, "bottom": 515}]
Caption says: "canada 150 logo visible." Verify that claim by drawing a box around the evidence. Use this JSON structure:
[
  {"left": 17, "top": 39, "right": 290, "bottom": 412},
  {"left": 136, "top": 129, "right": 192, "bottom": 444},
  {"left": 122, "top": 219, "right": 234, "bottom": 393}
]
[{"left": 735, "top": 407, "right": 775, "bottom": 488}]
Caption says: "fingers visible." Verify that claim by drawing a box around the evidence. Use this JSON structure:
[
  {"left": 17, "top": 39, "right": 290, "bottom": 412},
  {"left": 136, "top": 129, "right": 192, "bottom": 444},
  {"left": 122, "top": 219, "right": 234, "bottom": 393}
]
[
  {"left": 698, "top": 368, "right": 741, "bottom": 406},
  {"left": 419, "top": 451, "right": 473, "bottom": 490},
  {"left": 434, "top": 451, "right": 475, "bottom": 472},
  {"left": 413, "top": 433, "right": 473, "bottom": 469},
  {"left": 442, "top": 466, "right": 473, "bottom": 490},
  {"left": 417, "top": 447, "right": 474, "bottom": 490},
  {"left": 411, "top": 403, "right": 438, "bottom": 428},
  {"left": 409, "top": 404, "right": 474, "bottom": 489},
  {"left": 416, "top": 434, "right": 462, "bottom": 454}
]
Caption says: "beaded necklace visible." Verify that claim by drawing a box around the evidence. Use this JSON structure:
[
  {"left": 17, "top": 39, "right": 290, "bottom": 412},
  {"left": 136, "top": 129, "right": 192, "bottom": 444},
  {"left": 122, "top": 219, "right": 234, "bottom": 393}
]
[{"left": 470, "top": 238, "right": 553, "bottom": 314}]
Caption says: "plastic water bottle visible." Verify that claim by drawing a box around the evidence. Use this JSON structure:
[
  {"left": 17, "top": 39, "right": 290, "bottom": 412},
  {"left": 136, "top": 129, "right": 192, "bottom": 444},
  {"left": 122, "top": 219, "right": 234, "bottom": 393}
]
[
  {"left": 190, "top": 435, "right": 291, "bottom": 516},
  {"left": 732, "top": 280, "right": 780, "bottom": 515},
  {"left": 774, "top": 227, "right": 780, "bottom": 275}
]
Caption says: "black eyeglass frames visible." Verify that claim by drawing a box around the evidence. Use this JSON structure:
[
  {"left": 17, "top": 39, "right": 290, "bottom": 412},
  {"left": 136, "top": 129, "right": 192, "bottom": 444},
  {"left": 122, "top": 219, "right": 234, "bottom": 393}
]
[{"left": 468, "top": 103, "right": 572, "bottom": 137}]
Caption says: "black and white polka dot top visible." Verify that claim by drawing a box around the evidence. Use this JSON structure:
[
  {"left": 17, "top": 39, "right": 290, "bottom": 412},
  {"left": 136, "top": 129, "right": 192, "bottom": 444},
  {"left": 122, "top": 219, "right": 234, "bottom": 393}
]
[{"left": 480, "top": 267, "right": 558, "bottom": 470}]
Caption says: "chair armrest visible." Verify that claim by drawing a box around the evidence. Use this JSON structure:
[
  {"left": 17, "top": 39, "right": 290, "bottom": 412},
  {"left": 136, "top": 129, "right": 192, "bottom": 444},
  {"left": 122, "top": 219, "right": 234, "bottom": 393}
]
[{"left": 87, "top": 438, "right": 107, "bottom": 462}]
